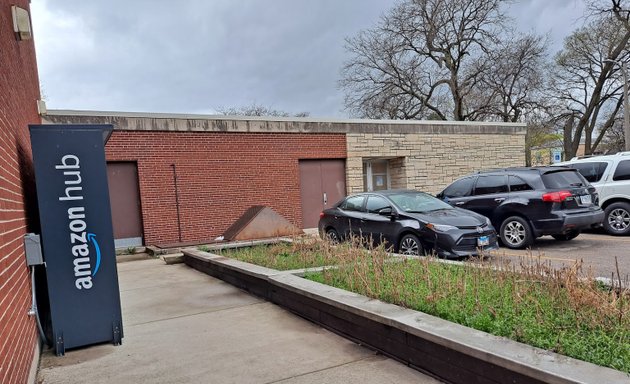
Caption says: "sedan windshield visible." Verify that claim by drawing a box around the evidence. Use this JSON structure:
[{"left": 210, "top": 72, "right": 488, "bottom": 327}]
[{"left": 388, "top": 192, "right": 453, "bottom": 213}]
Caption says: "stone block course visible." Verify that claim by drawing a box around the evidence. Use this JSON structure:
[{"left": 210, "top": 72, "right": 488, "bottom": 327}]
[{"left": 346, "top": 132, "right": 525, "bottom": 194}]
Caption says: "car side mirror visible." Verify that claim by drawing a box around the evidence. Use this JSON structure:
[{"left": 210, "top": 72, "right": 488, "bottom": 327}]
[
  {"left": 378, "top": 207, "right": 396, "bottom": 218},
  {"left": 435, "top": 192, "right": 444, "bottom": 199}
]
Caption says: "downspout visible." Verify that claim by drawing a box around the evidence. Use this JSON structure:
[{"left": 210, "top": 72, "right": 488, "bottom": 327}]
[
  {"left": 29, "top": 265, "right": 47, "bottom": 343},
  {"left": 171, "top": 164, "right": 182, "bottom": 242}
]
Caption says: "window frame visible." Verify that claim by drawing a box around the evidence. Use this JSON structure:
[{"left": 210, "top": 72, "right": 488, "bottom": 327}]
[
  {"left": 363, "top": 160, "right": 390, "bottom": 192},
  {"left": 472, "top": 174, "right": 509, "bottom": 196},
  {"left": 339, "top": 195, "right": 366, "bottom": 212},
  {"left": 442, "top": 177, "right": 475, "bottom": 198},
  {"left": 365, "top": 195, "right": 392, "bottom": 214},
  {"left": 508, "top": 175, "right": 533, "bottom": 192},
  {"left": 568, "top": 161, "right": 610, "bottom": 183},
  {"left": 612, "top": 160, "right": 630, "bottom": 181}
]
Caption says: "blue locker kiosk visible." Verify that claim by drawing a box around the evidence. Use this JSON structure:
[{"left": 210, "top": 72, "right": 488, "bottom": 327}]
[{"left": 30, "top": 125, "right": 123, "bottom": 356}]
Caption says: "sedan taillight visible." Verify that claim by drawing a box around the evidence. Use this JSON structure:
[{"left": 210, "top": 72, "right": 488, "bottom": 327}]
[
  {"left": 319, "top": 212, "right": 325, "bottom": 218},
  {"left": 542, "top": 190, "right": 572, "bottom": 203}
]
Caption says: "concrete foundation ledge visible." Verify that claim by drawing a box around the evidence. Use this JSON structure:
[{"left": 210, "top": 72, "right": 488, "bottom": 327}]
[
  {"left": 161, "top": 252, "right": 184, "bottom": 264},
  {"left": 182, "top": 249, "right": 629, "bottom": 384}
]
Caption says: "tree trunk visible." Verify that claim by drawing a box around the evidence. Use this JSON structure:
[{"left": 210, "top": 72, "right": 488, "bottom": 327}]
[
  {"left": 525, "top": 125, "right": 532, "bottom": 166},
  {"left": 563, "top": 116, "right": 576, "bottom": 159}
]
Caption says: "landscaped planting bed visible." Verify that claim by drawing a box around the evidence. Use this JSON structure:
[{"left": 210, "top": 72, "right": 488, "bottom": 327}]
[
  {"left": 205, "top": 239, "right": 344, "bottom": 271},
  {"left": 215, "top": 239, "right": 630, "bottom": 373}
]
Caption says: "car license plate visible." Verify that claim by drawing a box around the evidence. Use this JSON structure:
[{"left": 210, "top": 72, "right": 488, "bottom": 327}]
[
  {"left": 580, "top": 194, "right": 592, "bottom": 205},
  {"left": 477, "top": 236, "right": 489, "bottom": 246}
]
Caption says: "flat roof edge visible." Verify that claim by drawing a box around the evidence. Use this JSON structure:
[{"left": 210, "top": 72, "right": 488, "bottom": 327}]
[{"left": 44, "top": 109, "right": 527, "bottom": 128}]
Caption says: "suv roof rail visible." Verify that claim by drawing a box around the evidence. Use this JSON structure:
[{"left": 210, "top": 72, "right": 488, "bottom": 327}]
[
  {"left": 570, "top": 155, "right": 595, "bottom": 160},
  {"left": 570, "top": 151, "right": 630, "bottom": 161},
  {"left": 475, "top": 166, "right": 566, "bottom": 175}
]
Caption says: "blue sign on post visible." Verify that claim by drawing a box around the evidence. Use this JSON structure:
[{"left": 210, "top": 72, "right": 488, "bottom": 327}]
[
  {"left": 30, "top": 125, "right": 123, "bottom": 355},
  {"left": 551, "top": 149, "right": 562, "bottom": 164}
]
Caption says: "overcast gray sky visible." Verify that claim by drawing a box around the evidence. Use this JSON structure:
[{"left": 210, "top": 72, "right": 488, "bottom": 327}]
[{"left": 31, "top": 0, "right": 586, "bottom": 118}]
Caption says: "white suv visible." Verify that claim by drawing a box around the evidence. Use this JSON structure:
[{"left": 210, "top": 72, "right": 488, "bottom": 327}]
[{"left": 558, "top": 152, "right": 630, "bottom": 235}]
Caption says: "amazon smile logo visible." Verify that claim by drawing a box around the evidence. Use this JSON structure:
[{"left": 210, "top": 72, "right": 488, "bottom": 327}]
[
  {"left": 57, "top": 154, "right": 101, "bottom": 290},
  {"left": 87, "top": 233, "right": 102, "bottom": 276}
]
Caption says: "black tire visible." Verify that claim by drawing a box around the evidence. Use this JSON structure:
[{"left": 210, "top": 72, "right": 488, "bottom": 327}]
[
  {"left": 499, "top": 216, "right": 533, "bottom": 249},
  {"left": 551, "top": 230, "right": 580, "bottom": 241},
  {"left": 325, "top": 228, "right": 341, "bottom": 244},
  {"left": 603, "top": 202, "right": 630, "bottom": 236},
  {"left": 398, "top": 234, "right": 423, "bottom": 256}
]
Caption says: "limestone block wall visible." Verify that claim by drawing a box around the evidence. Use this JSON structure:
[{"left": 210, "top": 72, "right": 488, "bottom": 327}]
[
  {"left": 347, "top": 132, "right": 526, "bottom": 195},
  {"left": 388, "top": 157, "right": 407, "bottom": 189}
]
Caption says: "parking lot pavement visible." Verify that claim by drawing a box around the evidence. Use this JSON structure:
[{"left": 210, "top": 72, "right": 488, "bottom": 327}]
[
  {"left": 37, "top": 259, "right": 441, "bottom": 384},
  {"left": 488, "top": 232, "right": 630, "bottom": 280}
]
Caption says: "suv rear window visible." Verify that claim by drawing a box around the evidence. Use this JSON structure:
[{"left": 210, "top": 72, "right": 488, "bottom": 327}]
[
  {"left": 508, "top": 175, "right": 533, "bottom": 191},
  {"left": 569, "top": 162, "right": 608, "bottom": 182},
  {"left": 474, "top": 175, "right": 508, "bottom": 195},
  {"left": 541, "top": 170, "right": 587, "bottom": 189},
  {"left": 613, "top": 160, "right": 630, "bottom": 181}
]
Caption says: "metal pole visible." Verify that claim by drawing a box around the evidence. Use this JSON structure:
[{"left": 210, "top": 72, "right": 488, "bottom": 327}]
[
  {"left": 623, "top": 62, "right": 630, "bottom": 151},
  {"left": 171, "top": 164, "right": 182, "bottom": 242}
]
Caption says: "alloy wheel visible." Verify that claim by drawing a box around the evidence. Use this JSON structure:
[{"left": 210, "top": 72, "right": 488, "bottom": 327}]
[
  {"left": 608, "top": 208, "right": 630, "bottom": 232},
  {"left": 399, "top": 236, "right": 420, "bottom": 255},
  {"left": 326, "top": 229, "right": 340, "bottom": 244},
  {"left": 503, "top": 221, "right": 526, "bottom": 246}
]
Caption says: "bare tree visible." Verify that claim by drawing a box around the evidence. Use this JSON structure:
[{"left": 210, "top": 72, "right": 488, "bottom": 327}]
[
  {"left": 548, "top": 15, "right": 629, "bottom": 158},
  {"left": 340, "top": 0, "right": 548, "bottom": 122},
  {"left": 217, "top": 103, "right": 309, "bottom": 118},
  {"left": 600, "top": 119, "right": 626, "bottom": 153},
  {"left": 588, "top": 0, "right": 630, "bottom": 27},
  {"left": 473, "top": 34, "right": 548, "bottom": 122}
]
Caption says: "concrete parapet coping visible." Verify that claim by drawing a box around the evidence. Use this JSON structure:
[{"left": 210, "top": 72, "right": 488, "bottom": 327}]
[
  {"left": 182, "top": 248, "right": 629, "bottom": 384},
  {"left": 43, "top": 109, "right": 526, "bottom": 135}
]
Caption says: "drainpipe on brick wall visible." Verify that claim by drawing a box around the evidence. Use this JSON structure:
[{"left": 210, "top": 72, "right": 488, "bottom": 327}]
[{"left": 171, "top": 164, "right": 182, "bottom": 242}]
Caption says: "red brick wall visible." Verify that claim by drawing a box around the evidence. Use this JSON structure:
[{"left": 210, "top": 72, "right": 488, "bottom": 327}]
[
  {"left": 0, "top": 1, "right": 41, "bottom": 382},
  {"left": 106, "top": 132, "right": 346, "bottom": 245}
]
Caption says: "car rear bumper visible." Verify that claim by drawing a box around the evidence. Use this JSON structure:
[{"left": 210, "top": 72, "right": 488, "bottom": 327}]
[{"left": 532, "top": 208, "right": 605, "bottom": 236}]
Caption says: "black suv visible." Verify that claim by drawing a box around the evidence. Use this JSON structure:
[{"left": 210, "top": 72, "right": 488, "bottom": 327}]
[{"left": 436, "top": 167, "right": 605, "bottom": 249}]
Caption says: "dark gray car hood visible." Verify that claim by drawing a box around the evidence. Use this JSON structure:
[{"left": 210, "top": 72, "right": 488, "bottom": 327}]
[{"left": 403, "top": 207, "right": 487, "bottom": 228}]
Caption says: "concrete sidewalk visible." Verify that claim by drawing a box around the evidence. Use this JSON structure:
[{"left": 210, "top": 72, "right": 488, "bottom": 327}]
[{"left": 37, "top": 258, "right": 440, "bottom": 383}]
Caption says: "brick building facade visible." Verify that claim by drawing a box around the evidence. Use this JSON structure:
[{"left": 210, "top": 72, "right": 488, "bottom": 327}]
[
  {"left": 0, "top": 1, "right": 42, "bottom": 382},
  {"left": 105, "top": 131, "right": 346, "bottom": 245},
  {"left": 44, "top": 111, "right": 526, "bottom": 247}
]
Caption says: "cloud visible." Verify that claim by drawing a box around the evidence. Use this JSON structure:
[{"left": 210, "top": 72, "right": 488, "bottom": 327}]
[
  {"left": 510, "top": 0, "right": 586, "bottom": 53},
  {"left": 31, "top": 0, "right": 587, "bottom": 117}
]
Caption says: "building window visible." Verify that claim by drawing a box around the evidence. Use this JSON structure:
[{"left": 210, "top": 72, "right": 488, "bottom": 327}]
[{"left": 363, "top": 160, "right": 390, "bottom": 191}]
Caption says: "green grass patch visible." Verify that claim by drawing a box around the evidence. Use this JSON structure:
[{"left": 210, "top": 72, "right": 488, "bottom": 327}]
[{"left": 203, "top": 239, "right": 338, "bottom": 271}]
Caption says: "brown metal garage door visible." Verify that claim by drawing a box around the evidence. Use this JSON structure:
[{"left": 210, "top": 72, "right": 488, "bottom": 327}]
[
  {"left": 299, "top": 160, "right": 346, "bottom": 228},
  {"left": 107, "top": 162, "right": 144, "bottom": 247}
]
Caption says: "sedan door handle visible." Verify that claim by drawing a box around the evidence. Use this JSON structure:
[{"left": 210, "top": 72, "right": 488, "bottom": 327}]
[
  {"left": 494, "top": 198, "right": 505, "bottom": 202},
  {"left": 454, "top": 202, "right": 465, "bottom": 206}
]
